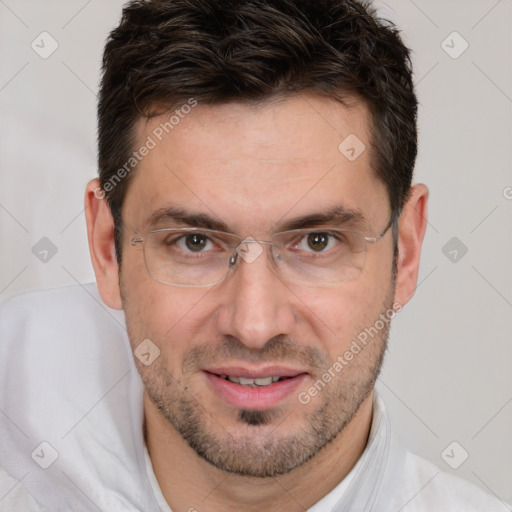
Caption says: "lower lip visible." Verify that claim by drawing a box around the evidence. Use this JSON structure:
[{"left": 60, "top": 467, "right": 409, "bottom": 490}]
[{"left": 203, "top": 371, "right": 308, "bottom": 410}]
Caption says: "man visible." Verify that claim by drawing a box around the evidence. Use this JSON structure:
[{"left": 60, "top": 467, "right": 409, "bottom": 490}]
[{"left": 0, "top": 0, "right": 508, "bottom": 510}]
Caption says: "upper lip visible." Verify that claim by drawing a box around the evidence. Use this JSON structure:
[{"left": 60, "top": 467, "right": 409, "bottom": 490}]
[{"left": 203, "top": 366, "right": 308, "bottom": 379}]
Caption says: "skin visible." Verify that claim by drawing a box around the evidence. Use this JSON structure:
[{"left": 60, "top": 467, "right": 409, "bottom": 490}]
[{"left": 85, "top": 93, "right": 428, "bottom": 512}]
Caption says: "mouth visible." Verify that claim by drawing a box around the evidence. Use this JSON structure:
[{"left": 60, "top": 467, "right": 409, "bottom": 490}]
[
  {"left": 202, "top": 366, "right": 309, "bottom": 410},
  {"left": 217, "top": 375, "right": 290, "bottom": 387}
]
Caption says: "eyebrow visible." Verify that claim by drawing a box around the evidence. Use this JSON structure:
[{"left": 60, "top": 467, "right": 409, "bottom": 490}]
[
  {"left": 144, "top": 205, "right": 367, "bottom": 233},
  {"left": 275, "top": 206, "right": 367, "bottom": 231},
  {"left": 146, "top": 206, "right": 230, "bottom": 232}
]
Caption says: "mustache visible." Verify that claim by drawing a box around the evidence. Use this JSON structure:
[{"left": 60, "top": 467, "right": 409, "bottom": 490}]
[{"left": 182, "top": 335, "right": 327, "bottom": 373}]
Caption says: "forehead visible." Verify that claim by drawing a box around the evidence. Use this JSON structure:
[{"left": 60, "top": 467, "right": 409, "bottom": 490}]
[{"left": 123, "top": 94, "right": 388, "bottom": 234}]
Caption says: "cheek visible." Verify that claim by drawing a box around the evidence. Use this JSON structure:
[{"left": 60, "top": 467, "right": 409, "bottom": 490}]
[
  {"left": 120, "top": 243, "right": 209, "bottom": 331},
  {"left": 121, "top": 272, "right": 216, "bottom": 358},
  {"left": 304, "top": 279, "right": 373, "bottom": 316},
  {"left": 292, "top": 278, "right": 389, "bottom": 356}
]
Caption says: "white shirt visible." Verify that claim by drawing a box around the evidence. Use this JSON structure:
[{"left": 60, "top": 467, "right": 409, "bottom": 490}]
[{"left": 0, "top": 284, "right": 508, "bottom": 511}]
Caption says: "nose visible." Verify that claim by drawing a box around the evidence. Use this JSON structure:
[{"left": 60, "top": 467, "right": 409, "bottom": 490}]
[{"left": 215, "top": 242, "right": 297, "bottom": 350}]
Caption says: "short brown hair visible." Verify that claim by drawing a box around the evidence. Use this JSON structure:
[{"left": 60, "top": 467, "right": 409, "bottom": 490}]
[{"left": 98, "top": 0, "right": 417, "bottom": 263}]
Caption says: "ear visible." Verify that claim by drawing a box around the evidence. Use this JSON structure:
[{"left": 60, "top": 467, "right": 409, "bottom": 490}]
[
  {"left": 84, "top": 179, "right": 122, "bottom": 310},
  {"left": 393, "top": 183, "right": 429, "bottom": 308}
]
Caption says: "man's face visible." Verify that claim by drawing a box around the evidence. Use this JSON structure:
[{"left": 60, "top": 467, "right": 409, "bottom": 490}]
[{"left": 119, "top": 94, "right": 396, "bottom": 477}]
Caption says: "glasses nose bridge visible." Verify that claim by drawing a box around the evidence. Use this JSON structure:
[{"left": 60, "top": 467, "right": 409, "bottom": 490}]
[{"left": 229, "top": 237, "right": 277, "bottom": 268}]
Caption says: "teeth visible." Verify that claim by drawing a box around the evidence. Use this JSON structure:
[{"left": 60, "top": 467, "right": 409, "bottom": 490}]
[
  {"left": 223, "top": 375, "right": 282, "bottom": 387},
  {"left": 254, "top": 377, "right": 273, "bottom": 386}
]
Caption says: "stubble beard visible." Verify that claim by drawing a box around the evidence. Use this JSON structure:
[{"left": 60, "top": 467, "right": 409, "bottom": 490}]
[{"left": 123, "top": 283, "right": 395, "bottom": 478}]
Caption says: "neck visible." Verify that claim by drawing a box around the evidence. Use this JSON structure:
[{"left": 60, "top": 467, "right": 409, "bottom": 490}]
[{"left": 145, "top": 391, "right": 374, "bottom": 512}]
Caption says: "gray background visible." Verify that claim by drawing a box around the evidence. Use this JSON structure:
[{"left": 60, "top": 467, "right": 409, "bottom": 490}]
[{"left": 0, "top": 0, "right": 511, "bottom": 506}]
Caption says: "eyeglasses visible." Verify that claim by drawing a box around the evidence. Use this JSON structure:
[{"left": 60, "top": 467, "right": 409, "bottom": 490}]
[{"left": 130, "top": 213, "right": 398, "bottom": 288}]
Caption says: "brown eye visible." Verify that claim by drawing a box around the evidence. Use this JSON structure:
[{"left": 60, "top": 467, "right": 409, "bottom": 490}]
[
  {"left": 185, "top": 233, "right": 209, "bottom": 251},
  {"left": 307, "top": 233, "right": 330, "bottom": 252}
]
